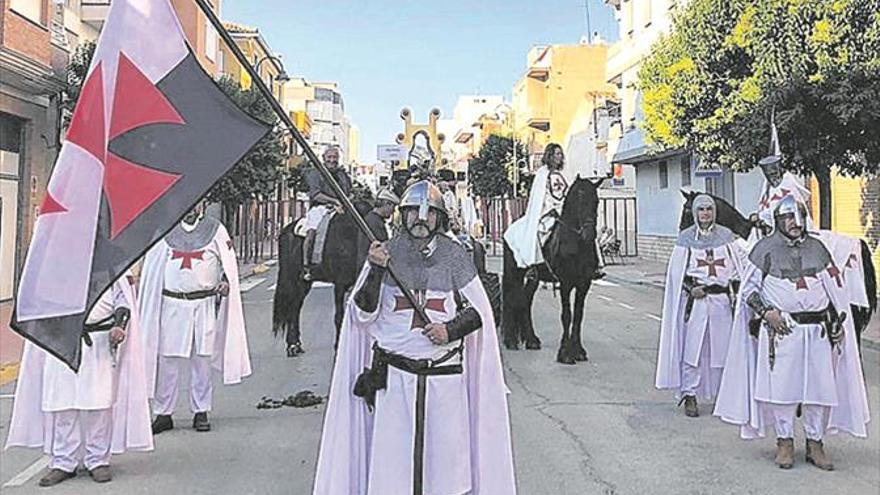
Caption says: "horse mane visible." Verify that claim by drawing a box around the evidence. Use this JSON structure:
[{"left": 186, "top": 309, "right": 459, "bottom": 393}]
[{"left": 679, "top": 190, "right": 753, "bottom": 239}]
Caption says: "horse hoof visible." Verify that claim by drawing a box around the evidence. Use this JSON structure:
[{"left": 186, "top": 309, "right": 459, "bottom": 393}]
[
  {"left": 575, "top": 349, "right": 588, "bottom": 362},
  {"left": 556, "top": 355, "right": 576, "bottom": 365},
  {"left": 525, "top": 338, "right": 542, "bottom": 350},
  {"left": 287, "top": 344, "right": 304, "bottom": 357},
  {"left": 503, "top": 340, "right": 520, "bottom": 351}
]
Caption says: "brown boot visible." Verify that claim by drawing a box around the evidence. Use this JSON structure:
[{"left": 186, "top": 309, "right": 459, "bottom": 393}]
[
  {"left": 775, "top": 438, "right": 794, "bottom": 469},
  {"left": 806, "top": 439, "right": 834, "bottom": 471},
  {"left": 38, "top": 468, "right": 76, "bottom": 487},
  {"left": 89, "top": 465, "right": 113, "bottom": 483},
  {"left": 678, "top": 395, "right": 699, "bottom": 417}
]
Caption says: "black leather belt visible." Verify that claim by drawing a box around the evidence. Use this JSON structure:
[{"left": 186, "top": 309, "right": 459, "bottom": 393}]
[
  {"left": 790, "top": 309, "right": 828, "bottom": 325},
  {"left": 701, "top": 284, "right": 730, "bottom": 295},
  {"left": 353, "top": 344, "right": 462, "bottom": 410},
  {"left": 162, "top": 288, "right": 218, "bottom": 300}
]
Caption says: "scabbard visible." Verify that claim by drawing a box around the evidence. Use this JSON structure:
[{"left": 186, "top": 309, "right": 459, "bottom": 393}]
[
  {"left": 767, "top": 325, "right": 776, "bottom": 371},
  {"left": 412, "top": 374, "right": 427, "bottom": 495}
]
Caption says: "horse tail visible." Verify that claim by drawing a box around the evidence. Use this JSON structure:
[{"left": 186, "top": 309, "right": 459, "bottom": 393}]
[
  {"left": 272, "top": 223, "right": 298, "bottom": 338},
  {"left": 861, "top": 239, "right": 877, "bottom": 314}
]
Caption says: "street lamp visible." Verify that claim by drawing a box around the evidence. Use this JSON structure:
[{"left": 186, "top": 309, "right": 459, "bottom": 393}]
[{"left": 255, "top": 54, "right": 290, "bottom": 84}]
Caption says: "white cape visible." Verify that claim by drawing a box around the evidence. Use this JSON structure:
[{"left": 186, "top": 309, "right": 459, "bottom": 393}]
[
  {"left": 655, "top": 243, "right": 745, "bottom": 399},
  {"left": 6, "top": 278, "right": 154, "bottom": 454},
  {"left": 713, "top": 261, "right": 870, "bottom": 439},
  {"left": 138, "top": 224, "right": 251, "bottom": 395},
  {"left": 312, "top": 267, "right": 517, "bottom": 494},
  {"left": 504, "top": 166, "right": 550, "bottom": 268}
]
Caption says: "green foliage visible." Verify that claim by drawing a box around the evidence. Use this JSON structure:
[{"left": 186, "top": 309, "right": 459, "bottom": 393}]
[
  {"left": 467, "top": 134, "right": 530, "bottom": 198},
  {"left": 206, "top": 77, "right": 288, "bottom": 207},
  {"left": 638, "top": 0, "right": 880, "bottom": 180},
  {"left": 63, "top": 40, "right": 97, "bottom": 128}
]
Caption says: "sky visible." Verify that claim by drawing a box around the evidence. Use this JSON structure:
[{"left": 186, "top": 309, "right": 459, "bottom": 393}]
[{"left": 223, "top": 1, "right": 620, "bottom": 163}]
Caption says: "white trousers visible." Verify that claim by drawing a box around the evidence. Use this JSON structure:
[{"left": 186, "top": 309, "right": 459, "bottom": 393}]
[
  {"left": 305, "top": 205, "right": 330, "bottom": 231},
  {"left": 49, "top": 409, "right": 112, "bottom": 472},
  {"left": 768, "top": 403, "right": 829, "bottom": 440},
  {"left": 153, "top": 355, "right": 213, "bottom": 415}
]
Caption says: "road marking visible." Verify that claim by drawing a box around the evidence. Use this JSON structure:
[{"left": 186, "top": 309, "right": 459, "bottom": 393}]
[
  {"left": 618, "top": 302, "right": 635, "bottom": 310},
  {"left": 593, "top": 279, "right": 619, "bottom": 287},
  {"left": 0, "top": 394, "right": 14, "bottom": 399},
  {"left": 267, "top": 284, "right": 276, "bottom": 292},
  {"left": 646, "top": 313, "right": 662, "bottom": 322},
  {"left": 265, "top": 281, "right": 332, "bottom": 291},
  {"left": 264, "top": 259, "right": 278, "bottom": 266},
  {"left": 239, "top": 277, "right": 266, "bottom": 293},
  {"left": 597, "top": 295, "right": 614, "bottom": 302},
  {"left": 3, "top": 456, "right": 49, "bottom": 487}
]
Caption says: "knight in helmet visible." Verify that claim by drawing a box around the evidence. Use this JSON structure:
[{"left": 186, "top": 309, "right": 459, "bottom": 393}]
[
  {"left": 312, "top": 180, "right": 516, "bottom": 494},
  {"left": 655, "top": 194, "right": 746, "bottom": 418},
  {"left": 715, "top": 195, "right": 869, "bottom": 470}
]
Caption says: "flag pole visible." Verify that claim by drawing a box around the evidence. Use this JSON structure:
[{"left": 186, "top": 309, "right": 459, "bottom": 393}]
[{"left": 193, "top": 0, "right": 430, "bottom": 323}]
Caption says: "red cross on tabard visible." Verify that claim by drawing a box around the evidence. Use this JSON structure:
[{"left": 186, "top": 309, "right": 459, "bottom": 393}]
[
  {"left": 696, "top": 249, "right": 726, "bottom": 277},
  {"left": 826, "top": 265, "right": 843, "bottom": 288},
  {"left": 40, "top": 52, "right": 185, "bottom": 239},
  {"left": 393, "top": 294, "right": 447, "bottom": 330},
  {"left": 759, "top": 188, "right": 792, "bottom": 209},
  {"left": 793, "top": 273, "right": 817, "bottom": 291},
  {"left": 171, "top": 249, "right": 204, "bottom": 270},
  {"left": 845, "top": 253, "right": 858, "bottom": 269}
]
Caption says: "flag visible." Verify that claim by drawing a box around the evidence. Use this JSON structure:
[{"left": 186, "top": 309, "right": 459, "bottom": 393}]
[
  {"left": 11, "top": 0, "right": 270, "bottom": 370},
  {"left": 769, "top": 110, "right": 781, "bottom": 157}
]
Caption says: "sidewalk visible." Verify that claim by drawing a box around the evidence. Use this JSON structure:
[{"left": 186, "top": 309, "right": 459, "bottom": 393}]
[{"left": 604, "top": 257, "right": 880, "bottom": 351}]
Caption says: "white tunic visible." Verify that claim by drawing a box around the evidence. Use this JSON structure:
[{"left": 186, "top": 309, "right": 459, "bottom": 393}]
[
  {"left": 42, "top": 286, "right": 122, "bottom": 412},
  {"left": 751, "top": 269, "right": 838, "bottom": 406},
  {"left": 356, "top": 283, "right": 472, "bottom": 495},
  {"left": 682, "top": 244, "right": 737, "bottom": 368},
  {"left": 159, "top": 237, "right": 223, "bottom": 357}
]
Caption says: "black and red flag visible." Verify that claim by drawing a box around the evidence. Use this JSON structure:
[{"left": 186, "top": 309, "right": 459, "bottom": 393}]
[{"left": 11, "top": 0, "right": 269, "bottom": 370}]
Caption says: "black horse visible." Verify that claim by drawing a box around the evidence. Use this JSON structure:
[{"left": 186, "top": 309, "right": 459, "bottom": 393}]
[
  {"left": 502, "top": 177, "right": 602, "bottom": 364},
  {"left": 272, "top": 200, "right": 372, "bottom": 356},
  {"left": 679, "top": 190, "right": 877, "bottom": 347}
]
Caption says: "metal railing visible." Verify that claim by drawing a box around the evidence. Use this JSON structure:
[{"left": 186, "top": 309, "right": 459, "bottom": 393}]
[
  {"left": 477, "top": 196, "right": 638, "bottom": 258},
  {"left": 227, "top": 199, "right": 308, "bottom": 264}
]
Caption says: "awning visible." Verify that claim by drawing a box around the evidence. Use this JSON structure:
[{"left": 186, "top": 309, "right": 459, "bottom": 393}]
[{"left": 611, "top": 124, "right": 651, "bottom": 164}]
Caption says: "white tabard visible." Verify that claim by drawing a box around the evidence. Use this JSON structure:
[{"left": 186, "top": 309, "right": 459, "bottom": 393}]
[
  {"left": 41, "top": 285, "right": 123, "bottom": 412},
  {"left": 356, "top": 284, "right": 471, "bottom": 495},
  {"left": 682, "top": 244, "right": 738, "bottom": 369},
  {"left": 159, "top": 237, "right": 223, "bottom": 357},
  {"left": 751, "top": 270, "right": 837, "bottom": 406}
]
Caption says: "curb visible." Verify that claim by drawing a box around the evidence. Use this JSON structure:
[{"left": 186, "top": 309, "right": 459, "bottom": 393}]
[{"left": 605, "top": 274, "right": 665, "bottom": 291}]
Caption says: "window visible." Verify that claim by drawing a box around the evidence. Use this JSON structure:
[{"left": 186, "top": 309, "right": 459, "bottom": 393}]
[
  {"left": 10, "top": 0, "right": 43, "bottom": 25},
  {"left": 204, "top": 16, "right": 217, "bottom": 62},
  {"left": 658, "top": 160, "right": 668, "bottom": 189},
  {"left": 680, "top": 156, "right": 691, "bottom": 187}
]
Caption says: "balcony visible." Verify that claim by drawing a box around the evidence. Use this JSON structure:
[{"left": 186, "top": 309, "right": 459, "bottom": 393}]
[{"left": 81, "top": 1, "right": 111, "bottom": 30}]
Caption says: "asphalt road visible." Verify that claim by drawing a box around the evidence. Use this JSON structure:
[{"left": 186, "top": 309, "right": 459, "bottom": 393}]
[{"left": 1, "top": 264, "right": 878, "bottom": 494}]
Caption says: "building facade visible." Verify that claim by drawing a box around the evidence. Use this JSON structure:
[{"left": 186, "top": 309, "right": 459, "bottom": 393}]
[{"left": 604, "top": 0, "right": 766, "bottom": 260}]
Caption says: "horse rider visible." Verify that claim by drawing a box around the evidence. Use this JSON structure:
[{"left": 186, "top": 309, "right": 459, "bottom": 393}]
[
  {"left": 312, "top": 180, "right": 516, "bottom": 494},
  {"left": 715, "top": 195, "right": 869, "bottom": 470},
  {"left": 356, "top": 187, "right": 400, "bottom": 270},
  {"left": 303, "top": 146, "right": 353, "bottom": 281},
  {"left": 504, "top": 143, "right": 604, "bottom": 280},
  {"left": 655, "top": 195, "right": 745, "bottom": 417}
]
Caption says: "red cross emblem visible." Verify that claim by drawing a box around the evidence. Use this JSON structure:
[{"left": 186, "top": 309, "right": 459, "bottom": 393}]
[
  {"left": 171, "top": 249, "right": 205, "bottom": 270},
  {"left": 394, "top": 294, "right": 447, "bottom": 330},
  {"left": 40, "top": 52, "right": 185, "bottom": 238},
  {"left": 696, "top": 249, "right": 726, "bottom": 277},
  {"left": 793, "top": 273, "right": 817, "bottom": 291},
  {"left": 845, "top": 253, "right": 858, "bottom": 269},
  {"left": 826, "top": 265, "right": 843, "bottom": 288},
  {"left": 759, "top": 188, "right": 792, "bottom": 209}
]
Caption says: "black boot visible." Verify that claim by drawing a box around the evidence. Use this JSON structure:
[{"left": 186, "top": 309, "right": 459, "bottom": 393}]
[
  {"left": 151, "top": 414, "right": 174, "bottom": 434},
  {"left": 193, "top": 412, "right": 211, "bottom": 432}
]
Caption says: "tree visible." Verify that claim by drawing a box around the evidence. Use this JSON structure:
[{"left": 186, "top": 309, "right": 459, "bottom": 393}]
[
  {"left": 62, "top": 40, "right": 97, "bottom": 132},
  {"left": 467, "top": 134, "right": 530, "bottom": 198},
  {"left": 638, "top": 0, "right": 880, "bottom": 228},
  {"left": 206, "top": 77, "right": 288, "bottom": 218}
]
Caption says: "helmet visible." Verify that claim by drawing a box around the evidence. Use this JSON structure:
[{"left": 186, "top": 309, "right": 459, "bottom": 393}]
[
  {"left": 376, "top": 187, "right": 401, "bottom": 206},
  {"left": 773, "top": 194, "right": 806, "bottom": 230},
  {"left": 399, "top": 180, "right": 446, "bottom": 220}
]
